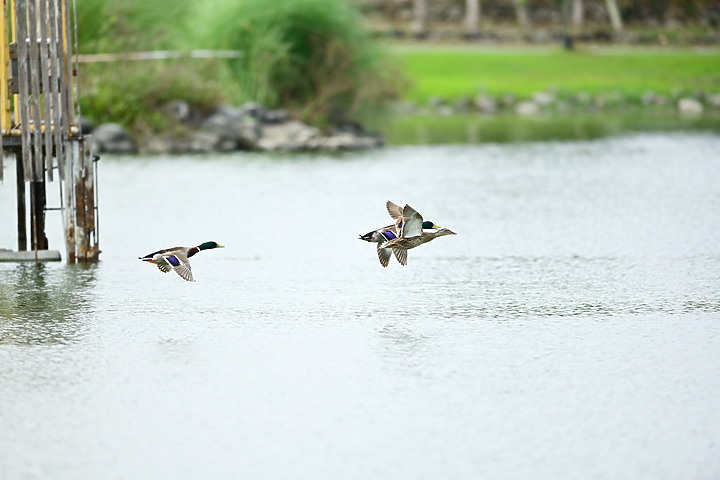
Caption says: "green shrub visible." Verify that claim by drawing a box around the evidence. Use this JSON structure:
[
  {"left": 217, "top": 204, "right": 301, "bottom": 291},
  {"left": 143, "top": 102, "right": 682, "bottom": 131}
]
[
  {"left": 80, "top": 60, "right": 226, "bottom": 135},
  {"left": 183, "top": 0, "right": 401, "bottom": 124},
  {"left": 75, "top": 0, "right": 400, "bottom": 131},
  {"left": 75, "top": 0, "right": 193, "bottom": 53}
]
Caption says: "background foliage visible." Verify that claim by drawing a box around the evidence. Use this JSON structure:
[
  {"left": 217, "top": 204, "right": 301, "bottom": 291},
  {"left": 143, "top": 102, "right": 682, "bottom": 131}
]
[
  {"left": 75, "top": 0, "right": 717, "bottom": 134},
  {"left": 76, "top": 0, "right": 400, "bottom": 133}
]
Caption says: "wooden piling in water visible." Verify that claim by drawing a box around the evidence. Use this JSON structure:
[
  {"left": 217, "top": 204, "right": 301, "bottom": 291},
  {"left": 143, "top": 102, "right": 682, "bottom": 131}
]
[
  {"left": 1, "top": 0, "right": 99, "bottom": 263},
  {"left": 15, "top": 151, "right": 27, "bottom": 251}
]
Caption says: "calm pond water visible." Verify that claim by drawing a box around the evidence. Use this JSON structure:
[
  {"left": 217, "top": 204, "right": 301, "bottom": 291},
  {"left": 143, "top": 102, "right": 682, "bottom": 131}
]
[{"left": 1, "top": 132, "right": 720, "bottom": 479}]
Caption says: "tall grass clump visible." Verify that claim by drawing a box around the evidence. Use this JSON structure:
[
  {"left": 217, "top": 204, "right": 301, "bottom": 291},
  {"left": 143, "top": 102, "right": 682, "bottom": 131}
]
[
  {"left": 75, "top": 0, "right": 193, "bottom": 54},
  {"left": 185, "top": 0, "right": 402, "bottom": 125}
]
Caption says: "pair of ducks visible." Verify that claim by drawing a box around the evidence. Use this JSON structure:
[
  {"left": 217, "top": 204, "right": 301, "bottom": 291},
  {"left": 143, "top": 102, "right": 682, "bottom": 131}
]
[
  {"left": 139, "top": 201, "right": 455, "bottom": 281},
  {"left": 358, "top": 200, "right": 456, "bottom": 267}
]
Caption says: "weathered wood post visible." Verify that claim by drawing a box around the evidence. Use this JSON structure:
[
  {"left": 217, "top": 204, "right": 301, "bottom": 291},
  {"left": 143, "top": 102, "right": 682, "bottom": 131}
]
[
  {"left": 15, "top": 151, "right": 27, "bottom": 251},
  {"left": 63, "top": 139, "right": 99, "bottom": 262},
  {"left": 29, "top": 159, "right": 48, "bottom": 251},
  {"left": 1, "top": 0, "right": 99, "bottom": 263}
]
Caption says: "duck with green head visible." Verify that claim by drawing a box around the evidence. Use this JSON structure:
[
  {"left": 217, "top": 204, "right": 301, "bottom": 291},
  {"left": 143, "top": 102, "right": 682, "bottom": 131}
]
[
  {"left": 360, "top": 201, "right": 454, "bottom": 267},
  {"left": 138, "top": 241, "right": 224, "bottom": 282}
]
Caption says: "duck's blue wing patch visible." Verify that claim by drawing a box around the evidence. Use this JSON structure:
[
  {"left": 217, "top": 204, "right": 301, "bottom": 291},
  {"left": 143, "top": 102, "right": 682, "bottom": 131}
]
[{"left": 161, "top": 255, "right": 195, "bottom": 282}]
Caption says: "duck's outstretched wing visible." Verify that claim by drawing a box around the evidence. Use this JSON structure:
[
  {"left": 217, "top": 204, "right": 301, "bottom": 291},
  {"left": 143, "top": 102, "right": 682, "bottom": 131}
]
[
  {"left": 386, "top": 201, "right": 403, "bottom": 220},
  {"left": 386, "top": 200, "right": 404, "bottom": 232},
  {"left": 155, "top": 260, "right": 172, "bottom": 273},
  {"left": 376, "top": 243, "right": 408, "bottom": 267},
  {"left": 377, "top": 245, "right": 392, "bottom": 267},
  {"left": 162, "top": 254, "right": 194, "bottom": 282},
  {"left": 375, "top": 229, "right": 403, "bottom": 267},
  {"left": 393, "top": 248, "right": 408, "bottom": 266},
  {"left": 401, "top": 204, "right": 424, "bottom": 238}
]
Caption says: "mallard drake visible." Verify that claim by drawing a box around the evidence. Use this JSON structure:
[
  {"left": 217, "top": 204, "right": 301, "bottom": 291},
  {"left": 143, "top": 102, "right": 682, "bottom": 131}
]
[
  {"left": 359, "top": 222, "right": 407, "bottom": 267},
  {"left": 138, "top": 241, "right": 224, "bottom": 282},
  {"left": 360, "top": 201, "right": 453, "bottom": 267}
]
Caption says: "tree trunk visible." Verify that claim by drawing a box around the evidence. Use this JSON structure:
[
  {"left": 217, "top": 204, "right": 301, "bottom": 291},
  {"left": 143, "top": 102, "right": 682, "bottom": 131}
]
[
  {"left": 572, "top": 0, "right": 584, "bottom": 32},
  {"left": 412, "top": 0, "right": 428, "bottom": 37},
  {"left": 464, "top": 0, "right": 480, "bottom": 37},
  {"left": 605, "top": 0, "right": 623, "bottom": 32},
  {"left": 513, "top": 0, "right": 530, "bottom": 28}
]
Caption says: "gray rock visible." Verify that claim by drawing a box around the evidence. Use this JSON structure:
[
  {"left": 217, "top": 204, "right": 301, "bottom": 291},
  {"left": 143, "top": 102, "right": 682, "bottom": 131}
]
[
  {"left": 320, "top": 131, "right": 383, "bottom": 151},
  {"left": 236, "top": 102, "right": 266, "bottom": 119},
  {"left": 188, "top": 130, "right": 233, "bottom": 153},
  {"left": 575, "top": 92, "right": 592, "bottom": 105},
  {"left": 201, "top": 110, "right": 261, "bottom": 150},
  {"left": 641, "top": 91, "right": 658, "bottom": 106},
  {"left": 454, "top": 96, "right": 473, "bottom": 112},
  {"left": 532, "top": 91, "right": 555, "bottom": 106},
  {"left": 437, "top": 105, "right": 456, "bottom": 116},
  {"left": 78, "top": 115, "right": 94, "bottom": 134},
  {"left": 91, "top": 123, "right": 136, "bottom": 153},
  {"left": 642, "top": 91, "right": 668, "bottom": 107},
  {"left": 256, "top": 121, "right": 322, "bottom": 152},
  {"left": 474, "top": 94, "right": 497, "bottom": 114},
  {"left": 98, "top": 101, "right": 383, "bottom": 154},
  {"left": 678, "top": 97, "right": 703, "bottom": 115},
  {"left": 707, "top": 93, "right": 720, "bottom": 108},
  {"left": 515, "top": 100, "right": 540, "bottom": 116},
  {"left": 261, "top": 109, "right": 290, "bottom": 124},
  {"left": 428, "top": 96, "right": 446, "bottom": 109},
  {"left": 501, "top": 94, "right": 517, "bottom": 107},
  {"left": 391, "top": 101, "right": 420, "bottom": 115},
  {"left": 254, "top": 121, "right": 382, "bottom": 152}
]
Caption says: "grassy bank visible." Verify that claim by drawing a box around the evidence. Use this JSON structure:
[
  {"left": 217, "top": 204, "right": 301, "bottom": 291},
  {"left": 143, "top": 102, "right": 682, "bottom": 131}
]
[
  {"left": 390, "top": 45, "right": 720, "bottom": 103},
  {"left": 381, "top": 110, "right": 720, "bottom": 145}
]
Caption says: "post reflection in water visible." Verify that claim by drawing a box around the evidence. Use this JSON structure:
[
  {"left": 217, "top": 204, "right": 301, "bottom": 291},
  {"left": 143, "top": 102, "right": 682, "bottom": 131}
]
[{"left": 0, "top": 263, "right": 97, "bottom": 345}]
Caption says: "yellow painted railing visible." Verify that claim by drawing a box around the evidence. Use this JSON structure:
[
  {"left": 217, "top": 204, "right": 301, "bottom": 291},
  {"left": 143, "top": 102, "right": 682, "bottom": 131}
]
[{"left": 0, "top": 0, "right": 14, "bottom": 132}]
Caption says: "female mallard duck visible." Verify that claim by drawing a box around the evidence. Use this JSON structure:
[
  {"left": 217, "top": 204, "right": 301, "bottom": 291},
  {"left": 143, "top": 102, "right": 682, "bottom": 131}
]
[
  {"left": 359, "top": 202, "right": 440, "bottom": 242},
  {"left": 138, "top": 241, "right": 224, "bottom": 282},
  {"left": 381, "top": 203, "right": 456, "bottom": 259},
  {"left": 360, "top": 201, "right": 454, "bottom": 267}
]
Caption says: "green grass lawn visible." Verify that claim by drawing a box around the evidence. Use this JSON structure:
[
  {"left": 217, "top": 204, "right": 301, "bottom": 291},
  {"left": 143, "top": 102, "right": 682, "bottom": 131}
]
[{"left": 389, "top": 45, "right": 720, "bottom": 102}]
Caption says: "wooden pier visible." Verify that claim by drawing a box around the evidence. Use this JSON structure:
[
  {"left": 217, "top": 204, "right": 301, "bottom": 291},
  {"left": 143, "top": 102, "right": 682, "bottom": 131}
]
[{"left": 1, "top": 0, "right": 98, "bottom": 262}]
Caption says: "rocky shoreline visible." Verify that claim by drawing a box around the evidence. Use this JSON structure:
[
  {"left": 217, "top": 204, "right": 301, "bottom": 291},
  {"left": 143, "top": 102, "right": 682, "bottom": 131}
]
[
  {"left": 90, "top": 91, "right": 719, "bottom": 155},
  {"left": 396, "top": 89, "right": 720, "bottom": 118},
  {"left": 89, "top": 101, "right": 384, "bottom": 155}
]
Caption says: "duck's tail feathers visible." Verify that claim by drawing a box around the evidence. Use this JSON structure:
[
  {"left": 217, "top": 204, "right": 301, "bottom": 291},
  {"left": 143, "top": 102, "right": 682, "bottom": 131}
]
[{"left": 359, "top": 231, "right": 376, "bottom": 242}]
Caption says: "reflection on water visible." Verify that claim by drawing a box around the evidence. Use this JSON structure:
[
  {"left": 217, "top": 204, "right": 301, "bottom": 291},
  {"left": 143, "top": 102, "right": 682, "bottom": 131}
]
[
  {"left": 0, "top": 263, "right": 97, "bottom": 344},
  {"left": 1, "top": 133, "right": 719, "bottom": 480},
  {"left": 384, "top": 112, "right": 720, "bottom": 145},
  {"left": 378, "top": 323, "right": 432, "bottom": 377}
]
